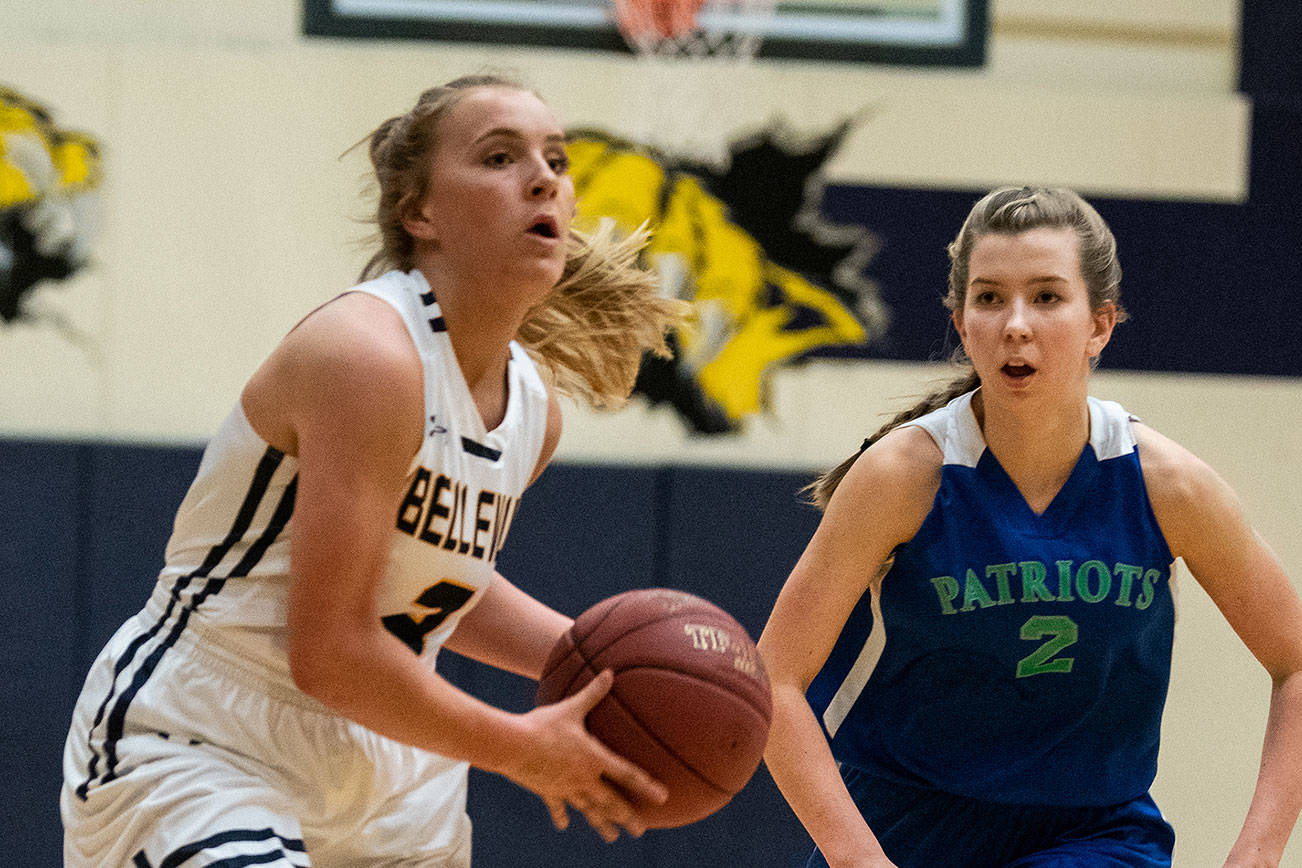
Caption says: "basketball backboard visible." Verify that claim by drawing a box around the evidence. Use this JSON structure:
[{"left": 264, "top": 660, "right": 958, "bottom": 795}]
[{"left": 303, "top": 0, "right": 988, "bottom": 66}]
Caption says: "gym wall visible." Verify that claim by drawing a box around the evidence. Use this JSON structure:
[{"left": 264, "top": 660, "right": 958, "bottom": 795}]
[{"left": 2, "top": 1, "right": 1299, "bottom": 864}]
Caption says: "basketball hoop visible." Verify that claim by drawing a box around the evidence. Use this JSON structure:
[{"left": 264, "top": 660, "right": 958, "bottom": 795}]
[{"left": 613, "top": 0, "right": 777, "bottom": 61}]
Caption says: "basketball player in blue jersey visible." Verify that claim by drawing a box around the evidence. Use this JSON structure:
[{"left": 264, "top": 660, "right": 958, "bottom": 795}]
[
  {"left": 61, "top": 75, "right": 681, "bottom": 866},
  {"left": 758, "top": 187, "right": 1302, "bottom": 867}
]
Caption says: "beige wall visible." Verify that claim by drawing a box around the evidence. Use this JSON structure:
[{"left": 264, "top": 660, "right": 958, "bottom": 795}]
[{"left": 3, "top": 1, "right": 1299, "bottom": 863}]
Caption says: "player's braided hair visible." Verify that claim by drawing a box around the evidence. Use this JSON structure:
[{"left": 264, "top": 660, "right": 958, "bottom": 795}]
[
  {"left": 359, "top": 74, "right": 684, "bottom": 408},
  {"left": 805, "top": 186, "right": 1124, "bottom": 509}
]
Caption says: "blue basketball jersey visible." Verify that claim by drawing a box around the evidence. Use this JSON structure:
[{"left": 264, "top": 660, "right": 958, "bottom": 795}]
[{"left": 807, "top": 390, "right": 1175, "bottom": 806}]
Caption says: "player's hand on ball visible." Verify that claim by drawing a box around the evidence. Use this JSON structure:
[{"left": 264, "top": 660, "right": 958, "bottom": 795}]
[{"left": 510, "top": 669, "right": 668, "bottom": 841}]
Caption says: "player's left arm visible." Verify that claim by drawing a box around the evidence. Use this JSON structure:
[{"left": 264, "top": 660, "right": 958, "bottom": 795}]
[
  {"left": 445, "top": 387, "right": 572, "bottom": 679},
  {"left": 445, "top": 575, "right": 572, "bottom": 679},
  {"left": 1138, "top": 424, "right": 1302, "bottom": 867}
]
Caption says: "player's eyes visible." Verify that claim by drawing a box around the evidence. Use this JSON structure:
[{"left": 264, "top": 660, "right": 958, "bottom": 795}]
[
  {"left": 547, "top": 153, "right": 570, "bottom": 174},
  {"left": 484, "top": 151, "right": 512, "bottom": 167}
]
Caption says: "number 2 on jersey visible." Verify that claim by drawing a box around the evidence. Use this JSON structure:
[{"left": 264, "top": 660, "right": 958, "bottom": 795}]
[{"left": 1016, "top": 614, "right": 1078, "bottom": 677}]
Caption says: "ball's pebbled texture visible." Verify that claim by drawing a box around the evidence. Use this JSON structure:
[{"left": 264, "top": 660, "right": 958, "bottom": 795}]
[{"left": 536, "top": 588, "right": 772, "bottom": 828}]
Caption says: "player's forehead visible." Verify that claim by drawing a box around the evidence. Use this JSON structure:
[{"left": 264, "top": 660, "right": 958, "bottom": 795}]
[
  {"left": 968, "top": 227, "right": 1083, "bottom": 285},
  {"left": 437, "top": 86, "right": 563, "bottom": 147}
]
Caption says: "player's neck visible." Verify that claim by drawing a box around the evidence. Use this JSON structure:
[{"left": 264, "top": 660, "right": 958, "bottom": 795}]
[
  {"left": 442, "top": 318, "right": 513, "bottom": 431},
  {"left": 419, "top": 267, "right": 524, "bottom": 378},
  {"left": 975, "top": 391, "right": 1091, "bottom": 511}
]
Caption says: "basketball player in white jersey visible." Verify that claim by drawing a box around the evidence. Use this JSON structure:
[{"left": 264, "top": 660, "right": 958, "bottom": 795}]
[{"left": 62, "top": 74, "right": 683, "bottom": 867}]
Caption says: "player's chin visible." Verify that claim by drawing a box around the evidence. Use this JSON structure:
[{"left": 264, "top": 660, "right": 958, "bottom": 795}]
[
  {"left": 538, "top": 258, "right": 568, "bottom": 293},
  {"left": 506, "top": 256, "right": 566, "bottom": 297}
]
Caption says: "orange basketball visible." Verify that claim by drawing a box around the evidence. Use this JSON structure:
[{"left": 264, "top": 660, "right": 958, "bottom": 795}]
[{"left": 536, "top": 588, "right": 772, "bottom": 828}]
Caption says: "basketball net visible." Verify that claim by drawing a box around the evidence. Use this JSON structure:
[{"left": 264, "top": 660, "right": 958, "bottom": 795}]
[
  {"left": 605, "top": 0, "right": 779, "bottom": 386},
  {"left": 612, "top": 0, "right": 776, "bottom": 164},
  {"left": 615, "top": 0, "right": 776, "bottom": 61}
]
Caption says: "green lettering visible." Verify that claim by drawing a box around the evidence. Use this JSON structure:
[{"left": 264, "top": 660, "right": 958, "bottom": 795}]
[
  {"left": 930, "top": 575, "right": 960, "bottom": 615},
  {"left": 1055, "top": 560, "right": 1075, "bottom": 602},
  {"left": 1075, "top": 560, "right": 1111, "bottom": 603},
  {"left": 1019, "top": 560, "right": 1053, "bottom": 603},
  {"left": 1113, "top": 563, "right": 1141, "bottom": 607},
  {"left": 1136, "top": 569, "right": 1161, "bottom": 610},
  {"left": 1016, "top": 615, "right": 1078, "bottom": 677},
  {"left": 961, "top": 568, "right": 996, "bottom": 612},
  {"left": 986, "top": 563, "right": 1017, "bottom": 605}
]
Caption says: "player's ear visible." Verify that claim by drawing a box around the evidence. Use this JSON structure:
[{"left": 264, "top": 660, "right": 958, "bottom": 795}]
[
  {"left": 400, "top": 191, "right": 439, "bottom": 242},
  {"left": 1087, "top": 301, "right": 1116, "bottom": 358}
]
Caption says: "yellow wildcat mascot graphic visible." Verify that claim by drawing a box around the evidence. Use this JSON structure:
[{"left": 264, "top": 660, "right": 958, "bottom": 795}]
[
  {"left": 1, "top": 85, "right": 101, "bottom": 323},
  {"left": 568, "top": 127, "right": 883, "bottom": 433}
]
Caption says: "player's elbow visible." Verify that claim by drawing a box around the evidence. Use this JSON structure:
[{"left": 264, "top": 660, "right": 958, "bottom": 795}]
[
  {"left": 287, "top": 625, "right": 355, "bottom": 707},
  {"left": 287, "top": 639, "right": 331, "bottom": 700}
]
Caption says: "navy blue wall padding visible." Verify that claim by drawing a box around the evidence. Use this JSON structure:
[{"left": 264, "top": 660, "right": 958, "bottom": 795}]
[
  {"left": 498, "top": 463, "right": 666, "bottom": 615},
  {"left": 817, "top": 187, "right": 1302, "bottom": 377},
  {"left": 1, "top": 442, "right": 814, "bottom": 865},
  {"left": 0, "top": 440, "right": 203, "bottom": 865},
  {"left": 80, "top": 443, "right": 203, "bottom": 671},
  {"left": 659, "top": 467, "right": 820, "bottom": 641},
  {"left": 1240, "top": 1, "right": 1302, "bottom": 98},
  {"left": 0, "top": 440, "right": 86, "bottom": 866}
]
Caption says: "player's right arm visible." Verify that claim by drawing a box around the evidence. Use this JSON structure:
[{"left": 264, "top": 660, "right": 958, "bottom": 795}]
[
  {"left": 242, "top": 294, "right": 664, "bottom": 840},
  {"left": 758, "top": 425, "right": 941, "bottom": 868}
]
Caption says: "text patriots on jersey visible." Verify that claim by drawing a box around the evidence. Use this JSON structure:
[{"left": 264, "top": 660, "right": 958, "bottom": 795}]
[{"left": 930, "top": 559, "right": 1168, "bottom": 615}]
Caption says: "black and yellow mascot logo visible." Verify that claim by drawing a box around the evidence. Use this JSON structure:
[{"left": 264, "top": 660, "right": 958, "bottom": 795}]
[
  {"left": 0, "top": 86, "right": 101, "bottom": 324},
  {"left": 569, "top": 120, "right": 886, "bottom": 434}
]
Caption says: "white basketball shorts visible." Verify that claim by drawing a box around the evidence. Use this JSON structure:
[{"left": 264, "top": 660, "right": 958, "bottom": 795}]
[{"left": 63, "top": 604, "right": 473, "bottom": 867}]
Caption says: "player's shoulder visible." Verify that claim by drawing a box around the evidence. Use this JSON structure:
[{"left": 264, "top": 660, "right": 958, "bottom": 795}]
[
  {"left": 829, "top": 424, "right": 943, "bottom": 527},
  {"left": 1132, "top": 422, "right": 1217, "bottom": 500},
  {"left": 870, "top": 423, "right": 946, "bottom": 475},
  {"left": 275, "top": 293, "right": 421, "bottom": 428},
  {"left": 1132, "top": 421, "right": 1238, "bottom": 546},
  {"left": 284, "top": 292, "right": 417, "bottom": 382},
  {"left": 242, "top": 291, "right": 422, "bottom": 458}
]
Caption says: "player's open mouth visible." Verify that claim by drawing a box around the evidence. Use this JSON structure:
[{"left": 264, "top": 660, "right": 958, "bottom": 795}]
[
  {"left": 1002, "top": 363, "right": 1035, "bottom": 380},
  {"left": 527, "top": 218, "right": 559, "bottom": 239}
]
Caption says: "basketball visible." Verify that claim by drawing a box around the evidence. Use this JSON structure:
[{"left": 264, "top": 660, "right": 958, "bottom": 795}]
[{"left": 536, "top": 588, "right": 772, "bottom": 829}]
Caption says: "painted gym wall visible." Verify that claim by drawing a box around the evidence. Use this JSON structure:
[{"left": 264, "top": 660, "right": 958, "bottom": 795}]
[{"left": 2, "top": 1, "right": 1300, "bottom": 865}]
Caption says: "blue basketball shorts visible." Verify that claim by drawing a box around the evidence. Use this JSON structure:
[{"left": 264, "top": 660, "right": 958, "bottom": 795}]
[{"left": 805, "top": 764, "right": 1174, "bottom": 868}]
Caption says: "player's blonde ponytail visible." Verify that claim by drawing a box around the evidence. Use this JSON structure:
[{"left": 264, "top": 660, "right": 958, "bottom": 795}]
[{"left": 518, "top": 220, "right": 686, "bottom": 408}]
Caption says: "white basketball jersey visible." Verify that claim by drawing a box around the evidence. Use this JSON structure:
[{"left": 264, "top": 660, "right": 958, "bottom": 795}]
[{"left": 148, "top": 268, "right": 550, "bottom": 681}]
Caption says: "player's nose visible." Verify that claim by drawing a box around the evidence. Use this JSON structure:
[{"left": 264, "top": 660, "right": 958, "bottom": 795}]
[
  {"left": 528, "top": 156, "right": 559, "bottom": 199},
  {"left": 1004, "top": 299, "right": 1032, "bottom": 341}
]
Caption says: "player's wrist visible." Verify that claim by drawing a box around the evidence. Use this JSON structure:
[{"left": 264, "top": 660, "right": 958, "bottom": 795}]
[
  {"left": 462, "top": 706, "right": 538, "bottom": 781},
  {"left": 819, "top": 829, "right": 891, "bottom": 868}
]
